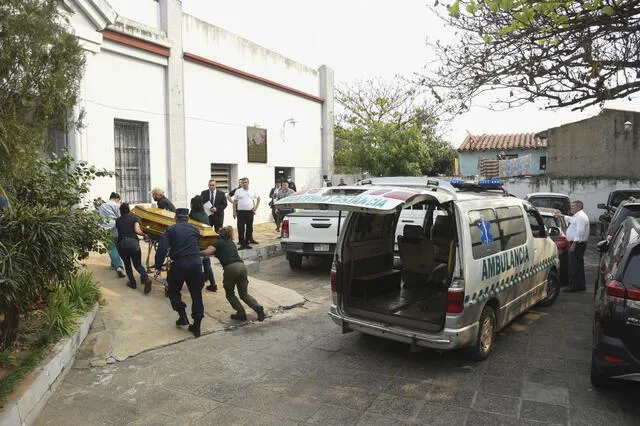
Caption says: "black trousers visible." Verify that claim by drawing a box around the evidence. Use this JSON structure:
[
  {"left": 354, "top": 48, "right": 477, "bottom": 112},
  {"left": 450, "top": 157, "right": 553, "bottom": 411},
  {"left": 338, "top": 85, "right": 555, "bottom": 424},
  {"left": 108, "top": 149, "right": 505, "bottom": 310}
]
[
  {"left": 167, "top": 260, "right": 204, "bottom": 319},
  {"left": 236, "top": 210, "right": 254, "bottom": 245},
  {"left": 116, "top": 238, "right": 148, "bottom": 285},
  {"left": 568, "top": 241, "right": 587, "bottom": 290},
  {"left": 208, "top": 213, "right": 224, "bottom": 233}
]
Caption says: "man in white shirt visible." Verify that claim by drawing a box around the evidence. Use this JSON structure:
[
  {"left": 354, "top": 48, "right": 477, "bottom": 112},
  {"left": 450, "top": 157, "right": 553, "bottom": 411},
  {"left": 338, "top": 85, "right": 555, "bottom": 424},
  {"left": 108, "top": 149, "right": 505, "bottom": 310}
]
[
  {"left": 232, "top": 177, "right": 260, "bottom": 249},
  {"left": 557, "top": 200, "right": 590, "bottom": 292}
]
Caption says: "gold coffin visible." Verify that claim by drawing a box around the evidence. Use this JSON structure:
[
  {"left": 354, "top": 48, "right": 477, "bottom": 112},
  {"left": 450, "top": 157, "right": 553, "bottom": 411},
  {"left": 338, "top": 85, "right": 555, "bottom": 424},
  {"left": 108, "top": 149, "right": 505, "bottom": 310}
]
[{"left": 132, "top": 205, "right": 217, "bottom": 249}]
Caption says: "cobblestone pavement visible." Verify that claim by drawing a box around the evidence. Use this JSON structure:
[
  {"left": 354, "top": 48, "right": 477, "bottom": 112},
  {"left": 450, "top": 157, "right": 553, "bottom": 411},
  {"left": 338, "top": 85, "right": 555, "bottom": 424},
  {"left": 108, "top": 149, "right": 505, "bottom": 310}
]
[{"left": 36, "top": 238, "right": 640, "bottom": 425}]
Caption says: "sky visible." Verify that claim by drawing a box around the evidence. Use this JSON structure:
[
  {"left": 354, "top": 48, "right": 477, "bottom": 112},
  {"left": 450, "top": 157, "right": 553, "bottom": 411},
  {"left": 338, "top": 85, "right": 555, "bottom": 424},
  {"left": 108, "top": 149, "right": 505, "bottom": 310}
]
[{"left": 182, "top": 0, "right": 639, "bottom": 148}]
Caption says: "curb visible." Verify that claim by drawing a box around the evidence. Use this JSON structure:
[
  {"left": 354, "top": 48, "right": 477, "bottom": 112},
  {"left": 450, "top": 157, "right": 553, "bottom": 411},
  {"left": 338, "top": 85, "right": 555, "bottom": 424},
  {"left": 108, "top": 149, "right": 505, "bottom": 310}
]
[{"left": 0, "top": 303, "right": 99, "bottom": 426}]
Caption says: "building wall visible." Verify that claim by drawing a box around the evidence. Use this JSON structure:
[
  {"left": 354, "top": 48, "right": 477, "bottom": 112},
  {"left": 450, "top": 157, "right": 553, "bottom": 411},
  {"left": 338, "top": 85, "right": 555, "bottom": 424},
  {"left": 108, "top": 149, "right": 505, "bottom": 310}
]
[
  {"left": 66, "top": 0, "right": 331, "bottom": 225},
  {"left": 458, "top": 149, "right": 547, "bottom": 177},
  {"left": 546, "top": 109, "right": 640, "bottom": 179},
  {"left": 183, "top": 62, "right": 323, "bottom": 224},
  {"left": 80, "top": 47, "right": 168, "bottom": 202},
  {"left": 107, "top": 0, "right": 161, "bottom": 29},
  {"left": 503, "top": 176, "right": 640, "bottom": 224}
]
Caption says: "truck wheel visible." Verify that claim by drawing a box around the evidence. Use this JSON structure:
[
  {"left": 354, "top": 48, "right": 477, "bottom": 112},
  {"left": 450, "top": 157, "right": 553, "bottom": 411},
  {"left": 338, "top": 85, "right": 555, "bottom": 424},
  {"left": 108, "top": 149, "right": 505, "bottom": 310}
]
[
  {"left": 538, "top": 270, "right": 559, "bottom": 307},
  {"left": 288, "top": 254, "right": 302, "bottom": 270},
  {"left": 468, "top": 305, "right": 496, "bottom": 361}
]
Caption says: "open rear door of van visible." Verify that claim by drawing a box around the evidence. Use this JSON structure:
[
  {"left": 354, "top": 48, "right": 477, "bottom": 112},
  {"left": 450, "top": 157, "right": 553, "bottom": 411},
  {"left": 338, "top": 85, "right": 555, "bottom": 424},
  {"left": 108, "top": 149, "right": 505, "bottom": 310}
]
[{"left": 274, "top": 186, "right": 455, "bottom": 213}]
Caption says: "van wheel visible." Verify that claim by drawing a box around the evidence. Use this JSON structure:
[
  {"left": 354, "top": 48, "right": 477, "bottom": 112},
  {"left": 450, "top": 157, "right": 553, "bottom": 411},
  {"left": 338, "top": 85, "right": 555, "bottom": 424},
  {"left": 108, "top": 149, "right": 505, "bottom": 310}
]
[
  {"left": 288, "top": 254, "right": 302, "bottom": 270},
  {"left": 468, "top": 305, "right": 496, "bottom": 361},
  {"left": 590, "top": 356, "right": 614, "bottom": 389},
  {"left": 538, "top": 270, "right": 559, "bottom": 307}
]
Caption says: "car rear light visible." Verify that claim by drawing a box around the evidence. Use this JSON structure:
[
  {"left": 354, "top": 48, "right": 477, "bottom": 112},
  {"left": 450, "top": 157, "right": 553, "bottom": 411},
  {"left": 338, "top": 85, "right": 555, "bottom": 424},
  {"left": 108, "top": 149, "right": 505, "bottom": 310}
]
[
  {"left": 627, "top": 287, "right": 640, "bottom": 301},
  {"left": 606, "top": 280, "right": 626, "bottom": 298},
  {"left": 281, "top": 219, "right": 289, "bottom": 238},
  {"left": 603, "top": 354, "right": 625, "bottom": 363},
  {"left": 330, "top": 270, "right": 337, "bottom": 293},
  {"left": 555, "top": 234, "right": 568, "bottom": 250},
  {"left": 446, "top": 288, "right": 464, "bottom": 314},
  {"left": 606, "top": 280, "right": 640, "bottom": 302}
]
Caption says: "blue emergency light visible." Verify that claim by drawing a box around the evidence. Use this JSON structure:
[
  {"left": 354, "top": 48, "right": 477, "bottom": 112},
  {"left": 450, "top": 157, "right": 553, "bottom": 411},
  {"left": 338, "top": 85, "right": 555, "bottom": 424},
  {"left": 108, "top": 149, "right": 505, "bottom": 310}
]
[{"left": 478, "top": 179, "right": 502, "bottom": 186}]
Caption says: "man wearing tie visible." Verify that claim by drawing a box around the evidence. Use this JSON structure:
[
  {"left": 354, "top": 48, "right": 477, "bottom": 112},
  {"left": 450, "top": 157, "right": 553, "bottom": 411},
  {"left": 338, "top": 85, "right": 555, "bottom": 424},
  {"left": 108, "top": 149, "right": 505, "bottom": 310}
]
[{"left": 200, "top": 179, "right": 227, "bottom": 232}]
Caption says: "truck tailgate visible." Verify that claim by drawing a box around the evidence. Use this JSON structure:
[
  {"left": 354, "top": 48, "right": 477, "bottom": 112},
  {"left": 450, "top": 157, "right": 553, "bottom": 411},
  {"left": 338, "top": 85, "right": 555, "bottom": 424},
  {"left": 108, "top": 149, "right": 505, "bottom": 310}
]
[{"left": 286, "top": 210, "right": 341, "bottom": 244}]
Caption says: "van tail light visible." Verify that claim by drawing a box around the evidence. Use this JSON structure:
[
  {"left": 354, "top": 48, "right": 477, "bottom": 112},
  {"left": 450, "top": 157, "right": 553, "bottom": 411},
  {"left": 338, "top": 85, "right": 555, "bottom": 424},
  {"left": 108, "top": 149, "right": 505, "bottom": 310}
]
[
  {"left": 330, "top": 270, "right": 337, "bottom": 293},
  {"left": 555, "top": 234, "right": 569, "bottom": 250},
  {"left": 606, "top": 280, "right": 640, "bottom": 302},
  {"left": 281, "top": 219, "right": 289, "bottom": 238},
  {"left": 446, "top": 288, "right": 465, "bottom": 314}
]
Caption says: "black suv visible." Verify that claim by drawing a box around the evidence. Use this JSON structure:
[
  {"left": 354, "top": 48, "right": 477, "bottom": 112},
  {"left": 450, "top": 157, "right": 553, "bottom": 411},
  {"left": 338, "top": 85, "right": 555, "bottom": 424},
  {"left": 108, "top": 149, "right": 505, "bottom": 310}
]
[
  {"left": 592, "top": 216, "right": 640, "bottom": 387},
  {"left": 598, "top": 189, "right": 640, "bottom": 238}
]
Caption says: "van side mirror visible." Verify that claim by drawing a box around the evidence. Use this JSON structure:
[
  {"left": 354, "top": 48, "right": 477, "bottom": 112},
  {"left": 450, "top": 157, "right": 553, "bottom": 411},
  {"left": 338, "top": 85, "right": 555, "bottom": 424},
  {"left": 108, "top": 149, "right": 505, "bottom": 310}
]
[
  {"left": 597, "top": 203, "right": 606, "bottom": 209},
  {"left": 596, "top": 240, "right": 608, "bottom": 252},
  {"left": 547, "top": 226, "right": 561, "bottom": 237}
]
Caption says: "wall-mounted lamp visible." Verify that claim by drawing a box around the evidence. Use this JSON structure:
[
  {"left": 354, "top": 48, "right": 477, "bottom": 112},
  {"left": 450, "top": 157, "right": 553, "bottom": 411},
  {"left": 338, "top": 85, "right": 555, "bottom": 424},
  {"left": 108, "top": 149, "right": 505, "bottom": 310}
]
[
  {"left": 281, "top": 118, "right": 297, "bottom": 142},
  {"left": 624, "top": 120, "right": 633, "bottom": 133}
]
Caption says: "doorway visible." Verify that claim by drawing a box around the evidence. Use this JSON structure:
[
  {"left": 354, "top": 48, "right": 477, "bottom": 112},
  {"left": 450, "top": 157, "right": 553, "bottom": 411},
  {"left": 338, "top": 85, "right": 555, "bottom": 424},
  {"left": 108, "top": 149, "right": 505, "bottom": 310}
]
[{"left": 274, "top": 167, "right": 294, "bottom": 184}]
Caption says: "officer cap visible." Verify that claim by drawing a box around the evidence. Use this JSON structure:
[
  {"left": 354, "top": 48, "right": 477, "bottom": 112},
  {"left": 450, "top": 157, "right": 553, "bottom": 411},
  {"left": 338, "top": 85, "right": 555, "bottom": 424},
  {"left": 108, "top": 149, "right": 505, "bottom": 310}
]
[{"left": 175, "top": 208, "right": 189, "bottom": 217}]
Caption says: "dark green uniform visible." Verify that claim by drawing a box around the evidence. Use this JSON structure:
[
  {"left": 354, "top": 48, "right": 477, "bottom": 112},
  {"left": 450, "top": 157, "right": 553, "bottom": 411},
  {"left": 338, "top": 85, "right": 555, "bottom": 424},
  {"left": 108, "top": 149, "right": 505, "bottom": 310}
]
[{"left": 212, "top": 238, "right": 262, "bottom": 316}]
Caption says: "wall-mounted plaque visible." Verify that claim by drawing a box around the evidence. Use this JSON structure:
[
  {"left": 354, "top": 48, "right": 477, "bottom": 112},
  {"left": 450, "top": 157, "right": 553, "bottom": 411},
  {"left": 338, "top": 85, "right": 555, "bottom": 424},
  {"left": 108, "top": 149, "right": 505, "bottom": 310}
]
[{"left": 247, "top": 127, "right": 267, "bottom": 163}]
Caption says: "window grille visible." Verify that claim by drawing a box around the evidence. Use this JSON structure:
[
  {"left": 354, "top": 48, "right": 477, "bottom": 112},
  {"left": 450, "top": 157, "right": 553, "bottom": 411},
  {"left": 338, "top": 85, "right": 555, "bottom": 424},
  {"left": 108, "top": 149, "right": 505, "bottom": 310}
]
[
  {"left": 210, "top": 164, "right": 231, "bottom": 192},
  {"left": 114, "top": 119, "right": 150, "bottom": 204}
]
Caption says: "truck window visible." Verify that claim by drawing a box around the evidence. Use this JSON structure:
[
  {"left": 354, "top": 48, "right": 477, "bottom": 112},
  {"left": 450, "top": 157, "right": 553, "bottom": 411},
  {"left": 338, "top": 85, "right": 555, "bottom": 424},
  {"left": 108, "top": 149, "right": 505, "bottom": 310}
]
[
  {"left": 496, "top": 206, "right": 527, "bottom": 249},
  {"left": 468, "top": 209, "right": 502, "bottom": 259}
]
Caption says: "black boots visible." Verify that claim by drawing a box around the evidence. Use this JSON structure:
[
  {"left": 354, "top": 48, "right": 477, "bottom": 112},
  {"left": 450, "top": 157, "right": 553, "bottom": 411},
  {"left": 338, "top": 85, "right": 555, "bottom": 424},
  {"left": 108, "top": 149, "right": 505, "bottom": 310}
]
[
  {"left": 175, "top": 309, "right": 189, "bottom": 326},
  {"left": 188, "top": 317, "right": 202, "bottom": 337},
  {"left": 230, "top": 313, "right": 248, "bottom": 321},
  {"left": 256, "top": 306, "right": 266, "bottom": 322}
]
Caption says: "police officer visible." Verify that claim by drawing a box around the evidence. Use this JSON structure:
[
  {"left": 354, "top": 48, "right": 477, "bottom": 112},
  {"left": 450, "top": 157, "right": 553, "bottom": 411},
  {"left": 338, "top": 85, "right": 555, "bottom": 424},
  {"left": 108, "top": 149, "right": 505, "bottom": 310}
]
[{"left": 154, "top": 208, "right": 205, "bottom": 337}]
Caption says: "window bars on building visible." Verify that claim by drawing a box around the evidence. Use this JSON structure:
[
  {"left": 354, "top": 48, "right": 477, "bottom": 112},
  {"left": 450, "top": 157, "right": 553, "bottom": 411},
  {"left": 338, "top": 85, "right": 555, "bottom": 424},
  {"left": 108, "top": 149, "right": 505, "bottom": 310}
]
[{"left": 114, "top": 119, "right": 150, "bottom": 204}]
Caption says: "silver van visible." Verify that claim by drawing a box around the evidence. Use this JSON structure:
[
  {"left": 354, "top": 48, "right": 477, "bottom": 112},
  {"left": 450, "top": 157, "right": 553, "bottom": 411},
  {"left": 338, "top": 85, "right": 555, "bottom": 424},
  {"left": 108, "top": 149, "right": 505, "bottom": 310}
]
[{"left": 276, "top": 179, "right": 560, "bottom": 359}]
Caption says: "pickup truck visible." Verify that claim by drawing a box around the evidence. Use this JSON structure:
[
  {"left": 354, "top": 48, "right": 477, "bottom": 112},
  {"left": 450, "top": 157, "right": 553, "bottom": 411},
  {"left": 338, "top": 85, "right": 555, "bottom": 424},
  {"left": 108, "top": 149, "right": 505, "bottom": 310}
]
[{"left": 279, "top": 210, "right": 342, "bottom": 269}]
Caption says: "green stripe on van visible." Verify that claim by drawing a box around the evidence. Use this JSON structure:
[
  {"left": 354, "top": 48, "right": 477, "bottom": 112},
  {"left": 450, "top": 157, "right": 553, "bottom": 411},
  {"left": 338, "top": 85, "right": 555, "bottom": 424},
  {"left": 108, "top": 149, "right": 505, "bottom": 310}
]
[{"left": 465, "top": 256, "right": 555, "bottom": 306}]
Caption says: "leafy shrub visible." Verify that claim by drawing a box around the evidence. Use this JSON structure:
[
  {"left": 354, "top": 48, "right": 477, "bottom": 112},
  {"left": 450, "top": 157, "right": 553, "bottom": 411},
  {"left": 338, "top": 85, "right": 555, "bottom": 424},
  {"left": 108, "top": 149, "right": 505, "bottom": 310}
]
[
  {"left": 0, "top": 154, "right": 113, "bottom": 349},
  {"left": 65, "top": 272, "right": 102, "bottom": 313},
  {"left": 46, "top": 292, "right": 81, "bottom": 338}
]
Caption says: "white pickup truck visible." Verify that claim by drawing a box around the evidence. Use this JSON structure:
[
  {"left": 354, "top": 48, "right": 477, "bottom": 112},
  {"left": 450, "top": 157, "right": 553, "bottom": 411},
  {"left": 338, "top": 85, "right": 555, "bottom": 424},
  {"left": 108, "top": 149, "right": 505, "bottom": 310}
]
[
  {"left": 279, "top": 210, "right": 343, "bottom": 269},
  {"left": 278, "top": 177, "right": 452, "bottom": 269}
]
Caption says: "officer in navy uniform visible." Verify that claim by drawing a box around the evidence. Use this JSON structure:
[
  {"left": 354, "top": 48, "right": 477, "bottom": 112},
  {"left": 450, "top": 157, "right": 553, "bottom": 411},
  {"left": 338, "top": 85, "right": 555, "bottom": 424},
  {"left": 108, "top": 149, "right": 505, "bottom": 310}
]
[{"left": 153, "top": 208, "right": 205, "bottom": 337}]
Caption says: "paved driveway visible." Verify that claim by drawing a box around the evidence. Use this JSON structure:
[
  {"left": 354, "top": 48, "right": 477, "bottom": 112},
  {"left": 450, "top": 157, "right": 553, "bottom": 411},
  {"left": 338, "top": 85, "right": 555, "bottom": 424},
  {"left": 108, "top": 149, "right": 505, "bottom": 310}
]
[{"left": 36, "top": 238, "right": 640, "bottom": 425}]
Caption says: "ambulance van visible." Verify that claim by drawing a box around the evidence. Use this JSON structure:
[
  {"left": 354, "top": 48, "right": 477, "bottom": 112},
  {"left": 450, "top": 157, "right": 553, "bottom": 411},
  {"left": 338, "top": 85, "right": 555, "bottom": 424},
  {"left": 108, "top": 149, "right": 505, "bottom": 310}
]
[{"left": 275, "top": 179, "right": 561, "bottom": 359}]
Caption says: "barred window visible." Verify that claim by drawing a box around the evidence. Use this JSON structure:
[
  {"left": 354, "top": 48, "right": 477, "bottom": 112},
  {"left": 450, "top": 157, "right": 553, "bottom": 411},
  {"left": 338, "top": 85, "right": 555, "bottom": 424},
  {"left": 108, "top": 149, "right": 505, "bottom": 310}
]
[{"left": 114, "top": 119, "right": 150, "bottom": 204}]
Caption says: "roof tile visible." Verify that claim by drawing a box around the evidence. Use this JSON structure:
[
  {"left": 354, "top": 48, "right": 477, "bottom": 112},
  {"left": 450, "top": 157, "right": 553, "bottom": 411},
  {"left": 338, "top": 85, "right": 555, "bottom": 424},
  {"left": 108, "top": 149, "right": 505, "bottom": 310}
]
[{"left": 458, "top": 132, "right": 546, "bottom": 152}]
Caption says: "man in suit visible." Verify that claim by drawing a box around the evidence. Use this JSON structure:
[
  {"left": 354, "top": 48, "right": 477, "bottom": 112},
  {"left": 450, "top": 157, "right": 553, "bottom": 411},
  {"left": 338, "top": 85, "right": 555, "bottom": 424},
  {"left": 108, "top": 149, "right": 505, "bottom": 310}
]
[{"left": 200, "top": 179, "right": 227, "bottom": 232}]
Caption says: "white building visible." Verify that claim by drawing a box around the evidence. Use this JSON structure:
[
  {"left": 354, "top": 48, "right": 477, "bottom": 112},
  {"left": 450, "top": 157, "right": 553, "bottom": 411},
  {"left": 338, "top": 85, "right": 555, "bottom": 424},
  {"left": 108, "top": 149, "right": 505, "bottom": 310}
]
[{"left": 62, "top": 0, "right": 334, "bottom": 225}]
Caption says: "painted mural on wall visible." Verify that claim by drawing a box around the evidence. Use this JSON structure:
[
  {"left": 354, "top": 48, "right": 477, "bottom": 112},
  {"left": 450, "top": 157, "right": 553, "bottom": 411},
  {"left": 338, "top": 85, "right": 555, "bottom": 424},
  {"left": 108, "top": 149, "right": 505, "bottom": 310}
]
[
  {"left": 247, "top": 127, "right": 267, "bottom": 163},
  {"left": 500, "top": 154, "right": 532, "bottom": 177}
]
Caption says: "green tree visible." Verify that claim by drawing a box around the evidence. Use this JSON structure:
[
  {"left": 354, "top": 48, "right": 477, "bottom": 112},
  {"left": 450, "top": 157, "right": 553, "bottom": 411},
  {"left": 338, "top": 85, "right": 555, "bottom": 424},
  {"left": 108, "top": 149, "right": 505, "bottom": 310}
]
[
  {"left": 423, "top": 0, "right": 640, "bottom": 112},
  {"left": 0, "top": 0, "right": 111, "bottom": 349},
  {"left": 334, "top": 78, "right": 455, "bottom": 177}
]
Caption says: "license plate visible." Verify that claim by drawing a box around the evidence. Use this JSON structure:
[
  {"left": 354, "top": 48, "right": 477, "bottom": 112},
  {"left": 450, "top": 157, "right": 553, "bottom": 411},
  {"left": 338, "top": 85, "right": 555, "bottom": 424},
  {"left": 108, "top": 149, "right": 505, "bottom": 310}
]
[{"left": 314, "top": 244, "right": 330, "bottom": 252}]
